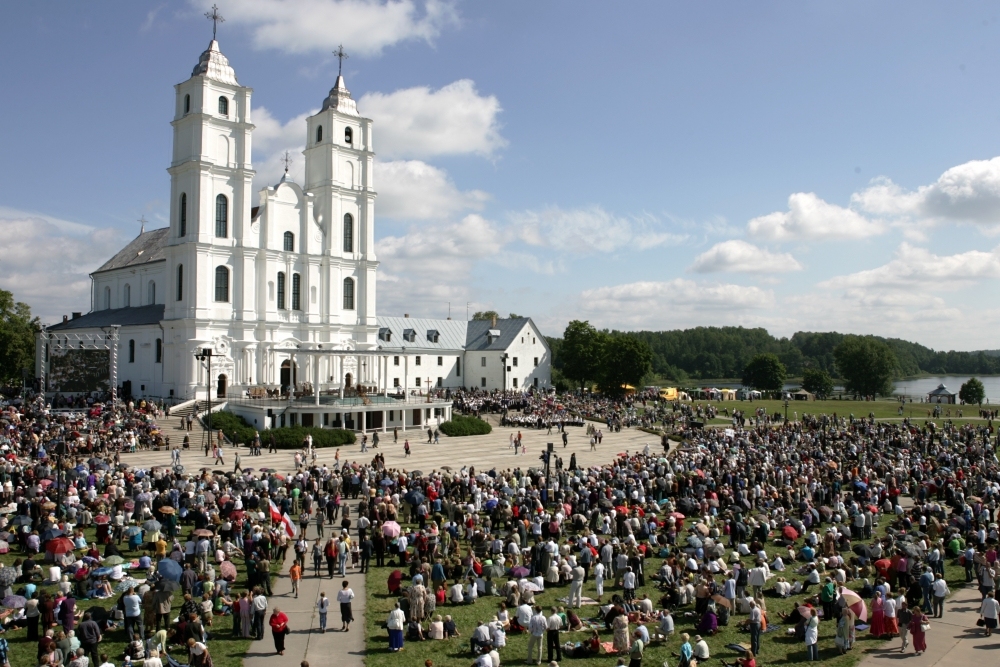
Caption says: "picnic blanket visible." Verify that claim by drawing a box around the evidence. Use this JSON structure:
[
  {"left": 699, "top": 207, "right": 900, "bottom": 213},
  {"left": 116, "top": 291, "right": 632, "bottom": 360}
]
[{"left": 557, "top": 595, "right": 600, "bottom": 606}]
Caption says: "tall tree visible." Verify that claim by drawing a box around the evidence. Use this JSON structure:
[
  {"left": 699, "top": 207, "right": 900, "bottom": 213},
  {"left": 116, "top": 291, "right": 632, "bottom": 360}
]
[
  {"left": 471, "top": 310, "right": 500, "bottom": 321},
  {"left": 960, "top": 377, "right": 986, "bottom": 405},
  {"left": 561, "top": 320, "right": 604, "bottom": 391},
  {"left": 741, "top": 353, "right": 787, "bottom": 391},
  {"left": 801, "top": 368, "right": 834, "bottom": 398},
  {"left": 833, "top": 335, "right": 898, "bottom": 397},
  {"left": 600, "top": 335, "right": 653, "bottom": 395},
  {"left": 0, "top": 289, "right": 39, "bottom": 386}
]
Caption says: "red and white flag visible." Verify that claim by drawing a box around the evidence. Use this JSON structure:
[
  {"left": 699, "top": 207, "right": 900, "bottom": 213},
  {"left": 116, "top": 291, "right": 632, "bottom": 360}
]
[{"left": 268, "top": 500, "right": 297, "bottom": 537}]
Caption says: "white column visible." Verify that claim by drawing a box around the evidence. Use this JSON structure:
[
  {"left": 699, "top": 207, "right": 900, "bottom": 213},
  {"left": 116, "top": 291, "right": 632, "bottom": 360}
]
[
  {"left": 314, "top": 353, "right": 320, "bottom": 406},
  {"left": 382, "top": 409, "right": 387, "bottom": 433}
]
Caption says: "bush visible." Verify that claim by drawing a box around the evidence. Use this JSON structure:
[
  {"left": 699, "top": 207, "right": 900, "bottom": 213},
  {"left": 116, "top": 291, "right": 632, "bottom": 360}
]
[
  {"left": 263, "top": 426, "right": 355, "bottom": 448},
  {"left": 439, "top": 414, "right": 492, "bottom": 437},
  {"left": 207, "top": 411, "right": 356, "bottom": 448}
]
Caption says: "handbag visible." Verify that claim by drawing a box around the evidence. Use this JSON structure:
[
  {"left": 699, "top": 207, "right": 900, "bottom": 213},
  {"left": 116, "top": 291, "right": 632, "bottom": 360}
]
[
  {"left": 977, "top": 618, "right": 986, "bottom": 627},
  {"left": 920, "top": 622, "right": 931, "bottom": 633}
]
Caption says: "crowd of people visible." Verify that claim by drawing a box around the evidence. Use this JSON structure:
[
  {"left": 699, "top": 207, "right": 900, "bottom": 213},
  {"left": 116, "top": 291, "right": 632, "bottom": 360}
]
[{"left": 0, "top": 386, "right": 997, "bottom": 667}]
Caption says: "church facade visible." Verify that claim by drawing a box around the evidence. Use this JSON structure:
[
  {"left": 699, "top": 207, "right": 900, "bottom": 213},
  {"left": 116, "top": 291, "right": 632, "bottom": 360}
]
[{"left": 38, "top": 39, "right": 551, "bottom": 426}]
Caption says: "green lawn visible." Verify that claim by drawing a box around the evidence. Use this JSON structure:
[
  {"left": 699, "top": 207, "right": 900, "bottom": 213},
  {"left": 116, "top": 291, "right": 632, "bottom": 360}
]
[
  {"left": 363, "top": 521, "right": 967, "bottom": 667},
  {"left": 3, "top": 524, "right": 280, "bottom": 667}
]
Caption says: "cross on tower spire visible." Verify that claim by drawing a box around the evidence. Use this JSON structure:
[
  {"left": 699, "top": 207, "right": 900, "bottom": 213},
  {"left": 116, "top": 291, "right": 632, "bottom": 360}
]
[
  {"left": 138, "top": 215, "right": 147, "bottom": 234},
  {"left": 333, "top": 44, "right": 349, "bottom": 76},
  {"left": 205, "top": 4, "right": 225, "bottom": 40},
  {"left": 281, "top": 151, "right": 293, "bottom": 174}
]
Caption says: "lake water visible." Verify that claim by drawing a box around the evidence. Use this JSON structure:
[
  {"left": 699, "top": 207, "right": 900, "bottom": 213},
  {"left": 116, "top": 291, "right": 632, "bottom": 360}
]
[{"left": 708, "top": 376, "right": 1000, "bottom": 402}]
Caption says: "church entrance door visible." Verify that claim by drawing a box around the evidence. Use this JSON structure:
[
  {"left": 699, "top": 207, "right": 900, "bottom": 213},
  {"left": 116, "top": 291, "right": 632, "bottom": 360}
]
[
  {"left": 217, "top": 374, "right": 227, "bottom": 399},
  {"left": 280, "top": 360, "right": 297, "bottom": 391},
  {"left": 345, "top": 373, "right": 353, "bottom": 388}
]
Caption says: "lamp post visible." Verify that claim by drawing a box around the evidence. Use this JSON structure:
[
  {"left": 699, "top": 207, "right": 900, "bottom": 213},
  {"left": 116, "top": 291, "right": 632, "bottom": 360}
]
[
  {"left": 783, "top": 398, "right": 789, "bottom": 422},
  {"left": 195, "top": 348, "right": 214, "bottom": 447},
  {"left": 54, "top": 437, "right": 66, "bottom": 519},
  {"left": 501, "top": 353, "right": 509, "bottom": 391}
]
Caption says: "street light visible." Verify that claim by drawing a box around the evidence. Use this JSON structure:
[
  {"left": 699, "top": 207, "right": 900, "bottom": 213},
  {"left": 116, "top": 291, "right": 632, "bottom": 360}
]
[
  {"left": 195, "top": 348, "right": 214, "bottom": 447},
  {"left": 783, "top": 398, "right": 789, "bottom": 422}
]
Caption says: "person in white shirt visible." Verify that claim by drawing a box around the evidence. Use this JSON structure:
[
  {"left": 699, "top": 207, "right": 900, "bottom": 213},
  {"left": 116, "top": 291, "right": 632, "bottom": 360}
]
[
  {"left": 450, "top": 581, "right": 466, "bottom": 604},
  {"left": 981, "top": 591, "right": 1000, "bottom": 636},
  {"left": 593, "top": 562, "right": 605, "bottom": 599},
  {"left": 693, "top": 634, "right": 711, "bottom": 660}
]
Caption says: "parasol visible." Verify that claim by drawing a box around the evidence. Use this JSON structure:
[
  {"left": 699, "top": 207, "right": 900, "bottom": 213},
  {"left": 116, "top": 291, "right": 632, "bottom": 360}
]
[
  {"left": 93, "top": 567, "right": 114, "bottom": 577},
  {"left": 782, "top": 525, "right": 799, "bottom": 541},
  {"left": 0, "top": 567, "right": 17, "bottom": 586},
  {"left": 193, "top": 529, "right": 214, "bottom": 538},
  {"left": 94, "top": 514, "right": 111, "bottom": 525},
  {"left": 104, "top": 555, "right": 125, "bottom": 566},
  {"left": 143, "top": 520, "right": 161, "bottom": 532},
  {"left": 1, "top": 595, "right": 25, "bottom": 609},
  {"left": 712, "top": 594, "right": 732, "bottom": 609},
  {"left": 511, "top": 565, "right": 530, "bottom": 578},
  {"left": 157, "top": 559, "right": 182, "bottom": 582},
  {"left": 12, "top": 515, "right": 32, "bottom": 527},
  {"left": 839, "top": 587, "right": 867, "bottom": 622},
  {"left": 125, "top": 526, "right": 142, "bottom": 537},
  {"left": 157, "top": 579, "right": 180, "bottom": 592},
  {"left": 45, "top": 537, "right": 75, "bottom": 555},
  {"left": 114, "top": 578, "right": 140, "bottom": 593},
  {"left": 694, "top": 523, "right": 710, "bottom": 536},
  {"left": 382, "top": 521, "right": 401, "bottom": 538},
  {"left": 158, "top": 506, "right": 175, "bottom": 515},
  {"left": 220, "top": 560, "right": 237, "bottom": 582}
]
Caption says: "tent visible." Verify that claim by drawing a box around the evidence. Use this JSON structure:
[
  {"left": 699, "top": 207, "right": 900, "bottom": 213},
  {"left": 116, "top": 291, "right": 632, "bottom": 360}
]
[{"left": 791, "top": 389, "right": 814, "bottom": 401}]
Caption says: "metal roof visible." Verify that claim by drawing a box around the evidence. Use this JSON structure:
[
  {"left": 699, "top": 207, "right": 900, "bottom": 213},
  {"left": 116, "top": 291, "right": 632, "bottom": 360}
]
[
  {"left": 927, "top": 384, "right": 956, "bottom": 396},
  {"left": 93, "top": 228, "right": 169, "bottom": 274},
  {"left": 466, "top": 318, "right": 532, "bottom": 351},
  {"left": 375, "top": 316, "right": 468, "bottom": 351},
  {"left": 191, "top": 40, "right": 238, "bottom": 85},
  {"left": 47, "top": 305, "right": 165, "bottom": 331}
]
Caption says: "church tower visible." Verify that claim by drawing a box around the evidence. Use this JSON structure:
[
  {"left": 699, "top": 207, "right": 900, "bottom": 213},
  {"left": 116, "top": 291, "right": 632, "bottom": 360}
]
[
  {"left": 163, "top": 39, "right": 254, "bottom": 323},
  {"left": 303, "top": 65, "right": 378, "bottom": 341}
]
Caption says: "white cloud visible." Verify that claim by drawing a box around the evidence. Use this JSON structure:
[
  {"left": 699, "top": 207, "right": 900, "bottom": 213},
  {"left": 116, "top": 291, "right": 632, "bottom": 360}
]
[
  {"left": 199, "top": 0, "right": 459, "bottom": 57},
  {"left": 748, "top": 192, "right": 884, "bottom": 241},
  {"left": 250, "top": 107, "right": 314, "bottom": 190},
  {"left": 376, "top": 214, "right": 502, "bottom": 314},
  {"left": 511, "top": 205, "right": 685, "bottom": 255},
  {"left": 377, "top": 160, "right": 488, "bottom": 220},
  {"left": 573, "top": 279, "right": 774, "bottom": 330},
  {"left": 820, "top": 242, "right": 1000, "bottom": 289},
  {"left": 0, "top": 212, "right": 126, "bottom": 322},
  {"left": 689, "top": 239, "right": 802, "bottom": 273},
  {"left": 359, "top": 80, "right": 505, "bottom": 159},
  {"left": 853, "top": 157, "right": 1000, "bottom": 225}
]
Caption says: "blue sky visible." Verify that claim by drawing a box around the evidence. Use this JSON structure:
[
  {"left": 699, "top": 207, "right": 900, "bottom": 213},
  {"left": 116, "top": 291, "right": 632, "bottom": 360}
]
[{"left": 3, "top": 1, "right": 1000, "bottom": 349}]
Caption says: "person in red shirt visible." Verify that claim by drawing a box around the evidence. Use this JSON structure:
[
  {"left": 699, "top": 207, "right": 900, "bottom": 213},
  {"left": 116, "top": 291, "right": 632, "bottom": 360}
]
[{"left": 269, "top": 608, "right": 289, "bottom": 655}]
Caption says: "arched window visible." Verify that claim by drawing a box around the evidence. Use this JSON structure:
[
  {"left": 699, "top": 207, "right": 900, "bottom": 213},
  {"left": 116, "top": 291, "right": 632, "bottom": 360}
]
[
  {"left": 316, "top": 125, "right": 323, "bottom": 143},
  {"left": 148, "top": 280, "right": 156, "bottom": 305},
  {"left": 128, "top": 339, "right": 135, "bottom": 363},
  {"left": 283, "top": 231, "right": 294, "bottom": 252},
  {"left": 343, "top": 277, "right": 355, "bottom": 310},
  {"left": 176, "top": 264, "right": 183, "bottom": 301},
  {"left": 214, "top": 266, "right": 229, "bottom": 302},
  {"left": 218, "top": 96, "right": 229, "bottom": 116},
  {"left": 292, "top": 273, "right": 301, "bottom": 310},
  {"left": 277, "top": 272, "right": 286, "bottom": 309},
  {"left": 215, "top": 194, "right": 228, "bottom": 238},
  {"left": 123, "top": 284, "right": 131, "bottom": 308},
  {"left": 343, "top": 213, "right": 353, "bottom": 253},
  {"left": 184, "top": 94, "right": 191, "bottom": 114},
  {"left": 155, "top": 338, "right": 162, "bottom": 363},
  {"left": 345, "top": 127, "right": 353, "bottom": 144},
  {"left": 103, "top": 286, "right": 111, "bottom": 310},
  {"left": 179, "top": 193, "right": 187, "bottom": 237}
]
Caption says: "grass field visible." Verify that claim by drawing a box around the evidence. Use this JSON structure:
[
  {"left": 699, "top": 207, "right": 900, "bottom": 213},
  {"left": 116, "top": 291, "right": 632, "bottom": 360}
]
[
  {"left": 363, "top": 517, "right": 965, "bottom": 667},
  {"left": 2, "top": 524, "right": 280, "bottom": 667},
  {"left": 641, "top": 398, "right": 994, "bottom": 429}
]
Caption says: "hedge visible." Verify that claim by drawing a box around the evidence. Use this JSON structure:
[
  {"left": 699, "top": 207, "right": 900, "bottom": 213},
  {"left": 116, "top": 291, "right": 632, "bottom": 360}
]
[
  {"left": 438, "top": 414, "right": 492, "bottom": 437},
  {"left": 206, "top": 411, "right": 356, "bottom": 448}
]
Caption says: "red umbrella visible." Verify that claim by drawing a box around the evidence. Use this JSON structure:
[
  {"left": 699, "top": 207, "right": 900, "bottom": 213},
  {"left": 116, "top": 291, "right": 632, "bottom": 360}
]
[
  {"left": 45, "top": 537, "right": 75, "bottom": 555},
  {"left": 220, "top": 560, "right": 237, "bottom": 582},
  {"left": 94, "top": 515, "right": 110, "bottom": 525},
  {"left": 839, "top": 587, "right": 868, "bottom": 622},
  {"left": 782, "top": 525, "right": 799, "bottom": 541}
]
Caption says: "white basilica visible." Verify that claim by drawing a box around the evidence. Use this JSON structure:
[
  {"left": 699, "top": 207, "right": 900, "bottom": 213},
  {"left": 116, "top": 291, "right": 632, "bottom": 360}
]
[{"left": 38, "top": 38, "right": 551, "bottom": 432}]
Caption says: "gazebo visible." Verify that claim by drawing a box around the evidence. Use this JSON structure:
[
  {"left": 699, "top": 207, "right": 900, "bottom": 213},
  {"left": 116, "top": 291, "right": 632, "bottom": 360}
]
[{"left": 927, "top": 384, "right": 957, "bottom": 404}]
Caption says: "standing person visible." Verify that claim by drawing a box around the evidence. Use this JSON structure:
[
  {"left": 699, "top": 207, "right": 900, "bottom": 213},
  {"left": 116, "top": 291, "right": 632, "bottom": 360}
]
[
  {"left": 629, "top": 629, "right": 645, "bottom": 667},
  {"left": 980, "top": 590, "right": 1000, "bottom": 636},
  {"left": 338, "top": 580, "right": 355, "bottom": 632},
  {"left": 404, "top": 440, "right": 411, "bottom": 457},
  {"left": 252, "top": 588, "right": 268, "bottom": 640},
  {"left": 546, "top": 606, "right": 563, "bottom": 663},
  {"left": 931, "top": 573, "right": 949, "bottom": 618},
  {"left": 269, "top": 607, "right": 289, "bottom": 656},
  {"left": 289, "top": 561, "right": 302, "bottom": 599},
  {"left": 804, "top": 608, "right": 819, "bottom": 661},
  {"left": 748, "top": 598, "right": 762, "bottom": 657},
  {"left": 387, "top": 602, "right": 406, "bottom": 652},
  {"left": 527, "top": 606, "right": 547, "bottom": 666},
  {"left": 908, "top": 607, "right": 928, "bottom": 656},
  {"left": 317, "top": 592, "right": 329, "bottom": 633},
  {"left": 78, "top": 612, "right": 102, "bottom": 667},
  {"left": 123, "top": 587, "right": 143, "bottom": 643},
  {"left": 897, "top": 600, "right": 913, "bottom": 651}
]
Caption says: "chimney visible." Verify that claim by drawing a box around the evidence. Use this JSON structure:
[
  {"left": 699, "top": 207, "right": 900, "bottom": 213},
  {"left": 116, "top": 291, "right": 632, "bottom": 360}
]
[
  {"left": 62, "top": 315, "right": 68, "bottom": 323},
  {"left": 72, "top": 312, "right": 82, "bottom": 320},
  {"left": 404, "top": 313, "right": 409, "bottom": 318},
  {"left": 491, "top": 314, "right": 497, "bottom": 328}
]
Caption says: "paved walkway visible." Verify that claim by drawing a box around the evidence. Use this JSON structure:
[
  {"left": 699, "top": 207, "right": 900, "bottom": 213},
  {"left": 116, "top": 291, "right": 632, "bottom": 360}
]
[
  {"left": 243, "top": 501, "right": 368, "bottom": 667},
  {"left": 857, "top": 582, "right": 992, "bottom": 667}
]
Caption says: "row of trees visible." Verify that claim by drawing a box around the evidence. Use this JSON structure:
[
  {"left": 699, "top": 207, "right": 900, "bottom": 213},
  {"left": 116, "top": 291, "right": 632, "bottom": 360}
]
[
  {"left": 739, "top": 335, "right": 900, "bottom": 397},
  {"left": 616, "top": 326, "right": 1000, "bottom": 381},
  {"left": 0, "top": 289, "right": 39, "bottom": 387},
  {"left": 559, "top": 320, "right": 653, "bottom": 396}
]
